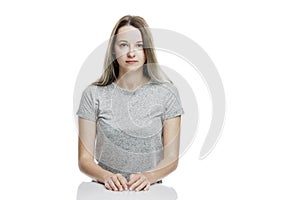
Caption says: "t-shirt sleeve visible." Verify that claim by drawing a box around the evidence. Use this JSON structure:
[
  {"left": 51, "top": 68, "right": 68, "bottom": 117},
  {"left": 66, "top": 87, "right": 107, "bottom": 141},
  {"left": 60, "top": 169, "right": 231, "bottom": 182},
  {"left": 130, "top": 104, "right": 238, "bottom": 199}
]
[
  {"left": 162, "top": 84, "right": 184, "bottom": 121},
  {"left": 76, "top": 85, "right": 98, "bottom": 122}
]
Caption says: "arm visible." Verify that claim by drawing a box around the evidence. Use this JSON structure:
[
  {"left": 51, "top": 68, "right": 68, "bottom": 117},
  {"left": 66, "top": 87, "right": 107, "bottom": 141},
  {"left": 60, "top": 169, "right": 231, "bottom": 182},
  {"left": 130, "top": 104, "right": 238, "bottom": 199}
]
[
  {"left": 78, "top": 117, "right": 127, "bottom": 191},
  {"left": 128, "top": 116, "right": 181, "bottom": 190},
  {"left": 145, "top": 116, "right": 181, "bottom": 182},
  {"left": 78, "top": 117, "right": 112, "bottom": 182}
]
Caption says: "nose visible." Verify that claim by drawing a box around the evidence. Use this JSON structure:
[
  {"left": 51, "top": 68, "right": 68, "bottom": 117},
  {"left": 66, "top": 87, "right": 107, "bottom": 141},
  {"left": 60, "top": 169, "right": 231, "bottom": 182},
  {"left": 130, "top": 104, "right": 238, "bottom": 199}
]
[{"left": 127, "top": 47, "right": 136, "bottom": 58}]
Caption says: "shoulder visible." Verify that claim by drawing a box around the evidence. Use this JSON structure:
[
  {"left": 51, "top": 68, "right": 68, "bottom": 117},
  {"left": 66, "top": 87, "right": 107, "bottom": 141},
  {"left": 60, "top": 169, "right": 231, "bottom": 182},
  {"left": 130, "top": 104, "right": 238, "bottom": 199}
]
[
  {"left": 83, "top": 84, "right": 98, "bottom": 92},
  {"left": 83, "top": 83, "right": 113, "bottom": 93},
  {"left": 81, "top": 84, "right": 98, "bottom": 97},
  {"left": 81, "top": 84, "right": 113, "bottom": 101},
  {"left": 151, "top": 81, "right": 180, "bottom": 96}
]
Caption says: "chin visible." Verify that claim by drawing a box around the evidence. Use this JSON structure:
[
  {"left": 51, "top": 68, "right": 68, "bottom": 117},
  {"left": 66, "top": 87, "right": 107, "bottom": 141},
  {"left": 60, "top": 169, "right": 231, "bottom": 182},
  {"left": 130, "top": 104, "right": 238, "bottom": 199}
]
[{"left": 123, "top": 65, "right": 143, "bottom": 71}]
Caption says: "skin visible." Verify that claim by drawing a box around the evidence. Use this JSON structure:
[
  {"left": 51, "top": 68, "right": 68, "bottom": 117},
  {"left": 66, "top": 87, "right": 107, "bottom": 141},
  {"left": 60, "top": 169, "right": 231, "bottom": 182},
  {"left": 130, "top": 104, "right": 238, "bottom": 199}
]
[
  {"left": 78, "top": 25, "right": 182, "bottom": 192},
  {"left": 113, "top": 25, "right": 149, "bottom": 90}
]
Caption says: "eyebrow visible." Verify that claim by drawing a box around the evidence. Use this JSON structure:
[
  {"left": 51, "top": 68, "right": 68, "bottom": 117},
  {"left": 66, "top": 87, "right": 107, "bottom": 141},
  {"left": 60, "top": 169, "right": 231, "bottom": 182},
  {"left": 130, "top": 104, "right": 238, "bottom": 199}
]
[{"left": 117, "top": 40, "right": 143, "bottom": 43}]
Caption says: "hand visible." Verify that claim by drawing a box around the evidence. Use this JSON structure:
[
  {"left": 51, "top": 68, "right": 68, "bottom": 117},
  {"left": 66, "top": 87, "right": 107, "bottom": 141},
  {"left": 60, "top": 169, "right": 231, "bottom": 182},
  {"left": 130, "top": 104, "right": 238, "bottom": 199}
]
[
  {"left": 127, "top": 173, "right": 151, "bottom": 192},
  {"left": 104, "top": 173, "right": 128, "bottom": 191}
]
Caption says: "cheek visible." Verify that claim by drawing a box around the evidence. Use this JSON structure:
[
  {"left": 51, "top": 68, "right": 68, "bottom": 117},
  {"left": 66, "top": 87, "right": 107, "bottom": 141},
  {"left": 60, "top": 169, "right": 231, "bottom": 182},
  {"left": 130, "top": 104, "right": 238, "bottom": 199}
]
[
  {"left": 114, "top": 45, "right": 126, "bottom": 58},
  {"left": 115, "top": 51, "right": 127, "bottom": 61},
  {"left": 116, "top": 56, "right": 126, "bottom": 65}
]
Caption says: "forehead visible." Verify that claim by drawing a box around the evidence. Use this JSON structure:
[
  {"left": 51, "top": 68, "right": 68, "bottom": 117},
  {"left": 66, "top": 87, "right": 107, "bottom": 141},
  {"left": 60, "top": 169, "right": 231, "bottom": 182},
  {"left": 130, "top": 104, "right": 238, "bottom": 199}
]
[{"left": 115, "top": 25, "right": 143, "bottom": 42}]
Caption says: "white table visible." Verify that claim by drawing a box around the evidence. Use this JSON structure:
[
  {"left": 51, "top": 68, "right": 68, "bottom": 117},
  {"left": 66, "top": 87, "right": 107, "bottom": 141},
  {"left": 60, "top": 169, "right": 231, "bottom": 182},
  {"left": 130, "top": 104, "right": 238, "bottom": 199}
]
[{"left": 77, "top": 181, "right": 178, "bottom": 200}]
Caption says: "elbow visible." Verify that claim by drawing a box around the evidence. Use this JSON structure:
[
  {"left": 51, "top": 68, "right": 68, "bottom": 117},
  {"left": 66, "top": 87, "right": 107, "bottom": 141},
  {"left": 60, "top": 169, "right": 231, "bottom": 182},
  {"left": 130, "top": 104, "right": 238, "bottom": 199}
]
[
  {"left": 78, "top": 158, "right": 85, "bottom": 172},
  {"left": 164, "top": 153, "right": 179, "bottom": 171},
  {"left": 167, "top": 157, "right": 179, "bottom": 172},
  {"left": 78, "top": 156, "right": 92, "bottom": 173},
  {"left": 172, "top": 158, "right": 179, "bottom": 171}
]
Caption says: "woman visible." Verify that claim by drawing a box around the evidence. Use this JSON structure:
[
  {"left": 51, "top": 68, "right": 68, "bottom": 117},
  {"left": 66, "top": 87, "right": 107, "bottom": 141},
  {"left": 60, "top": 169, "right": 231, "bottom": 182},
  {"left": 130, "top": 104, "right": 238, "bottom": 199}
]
[{"left": 76, "top": 15, "right": 184, "bottom": 193}]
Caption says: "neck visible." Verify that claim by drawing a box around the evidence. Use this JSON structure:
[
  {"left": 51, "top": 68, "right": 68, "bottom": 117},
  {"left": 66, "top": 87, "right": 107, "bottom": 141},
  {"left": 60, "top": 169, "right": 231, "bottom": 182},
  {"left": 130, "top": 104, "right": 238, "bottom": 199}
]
[{"left": 115, "top": 67, "right": 150, "bottom": 90}]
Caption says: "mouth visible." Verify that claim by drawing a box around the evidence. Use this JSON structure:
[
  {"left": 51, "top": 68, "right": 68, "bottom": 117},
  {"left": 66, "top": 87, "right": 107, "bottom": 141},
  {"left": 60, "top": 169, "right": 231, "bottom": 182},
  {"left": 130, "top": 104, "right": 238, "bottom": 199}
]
[{"left": 126, "top": 60, "right": 138, "bottom": 64}]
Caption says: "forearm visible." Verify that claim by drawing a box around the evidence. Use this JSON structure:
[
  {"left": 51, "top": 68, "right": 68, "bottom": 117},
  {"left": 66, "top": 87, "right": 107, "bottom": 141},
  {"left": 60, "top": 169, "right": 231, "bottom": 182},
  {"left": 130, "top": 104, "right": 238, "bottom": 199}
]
[
  {"left": 144, "top": 156, "right": 179, "bottom": 184},
  {"left": 78, "top": 157, "right": 113, "bottom": 183},
  {"left": 144, "top": 116, "right": 181, "bottom": 184}
]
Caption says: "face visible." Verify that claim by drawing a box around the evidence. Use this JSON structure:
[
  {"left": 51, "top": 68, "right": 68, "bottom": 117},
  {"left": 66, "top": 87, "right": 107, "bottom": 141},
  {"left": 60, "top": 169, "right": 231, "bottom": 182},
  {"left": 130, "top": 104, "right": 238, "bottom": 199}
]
[{"left": 113, "top": 25, "right": 146, "bottom": 72}]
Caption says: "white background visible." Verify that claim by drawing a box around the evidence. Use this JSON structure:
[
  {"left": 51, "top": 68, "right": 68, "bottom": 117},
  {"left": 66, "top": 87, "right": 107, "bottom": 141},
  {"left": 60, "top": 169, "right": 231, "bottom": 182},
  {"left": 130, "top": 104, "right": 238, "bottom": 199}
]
[{"left": 1, "top": 0, "right": 299, "bottom": 199}]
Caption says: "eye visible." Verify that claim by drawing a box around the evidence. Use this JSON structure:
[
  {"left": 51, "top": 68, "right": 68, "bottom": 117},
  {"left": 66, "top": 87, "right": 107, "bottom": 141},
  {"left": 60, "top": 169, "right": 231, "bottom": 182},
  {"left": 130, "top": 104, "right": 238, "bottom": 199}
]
[
  {"left": 137, "top": 43, "right": 144, "bottom": 48},
  {"left": 119, "top": 43, "right": 128, "bottom": 47}
]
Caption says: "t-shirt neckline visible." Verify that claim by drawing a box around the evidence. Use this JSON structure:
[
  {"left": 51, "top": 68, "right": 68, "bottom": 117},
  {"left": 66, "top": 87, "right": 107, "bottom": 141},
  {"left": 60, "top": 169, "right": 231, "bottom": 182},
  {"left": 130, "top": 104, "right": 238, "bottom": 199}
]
[{"left": 112, "top": 79, "right": 153, "bottom": 94}]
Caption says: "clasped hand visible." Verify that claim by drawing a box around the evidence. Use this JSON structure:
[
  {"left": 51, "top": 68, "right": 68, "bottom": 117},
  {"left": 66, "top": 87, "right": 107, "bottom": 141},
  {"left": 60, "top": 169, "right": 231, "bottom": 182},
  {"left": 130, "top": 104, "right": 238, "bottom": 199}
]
[{"left": 104, "top": 173, "right": 151, "bottom": 192}]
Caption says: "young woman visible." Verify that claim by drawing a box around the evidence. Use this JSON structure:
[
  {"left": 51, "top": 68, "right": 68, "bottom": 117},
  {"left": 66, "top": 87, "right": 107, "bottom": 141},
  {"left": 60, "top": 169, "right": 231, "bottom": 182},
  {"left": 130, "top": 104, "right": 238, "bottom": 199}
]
[{"left": 76, "top": 15, "right": 184, "bottom": 193}]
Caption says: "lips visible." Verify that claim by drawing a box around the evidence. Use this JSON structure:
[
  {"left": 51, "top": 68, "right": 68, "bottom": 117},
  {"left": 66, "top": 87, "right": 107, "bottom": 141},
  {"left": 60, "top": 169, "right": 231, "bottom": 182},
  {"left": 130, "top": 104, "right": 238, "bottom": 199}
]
[{"left": 126, "top": 60, "right": 138, "bottom": 64}]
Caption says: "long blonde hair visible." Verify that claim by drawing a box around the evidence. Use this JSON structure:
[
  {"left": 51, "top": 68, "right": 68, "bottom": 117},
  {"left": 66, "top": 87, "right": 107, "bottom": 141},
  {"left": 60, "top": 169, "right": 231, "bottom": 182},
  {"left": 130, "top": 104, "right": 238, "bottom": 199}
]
[{"left": 92, "top": 15, "right": 172, "bottom": 86}]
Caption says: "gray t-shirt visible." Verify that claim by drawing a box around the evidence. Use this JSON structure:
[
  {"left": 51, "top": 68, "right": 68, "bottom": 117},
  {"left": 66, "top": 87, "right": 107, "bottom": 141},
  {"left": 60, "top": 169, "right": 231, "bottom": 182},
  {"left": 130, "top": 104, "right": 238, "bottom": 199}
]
[{"left": 76, "top": 79, "right": 184, "bottom": 180}]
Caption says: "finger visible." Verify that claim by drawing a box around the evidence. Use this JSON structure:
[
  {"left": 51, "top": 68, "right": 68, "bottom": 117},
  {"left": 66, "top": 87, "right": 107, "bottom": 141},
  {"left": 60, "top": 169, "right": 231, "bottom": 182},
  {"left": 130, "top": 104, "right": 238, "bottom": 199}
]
[
  {"left": 111, "top": 176, "right": 123, "bottom": 191},
  {"left": 117, "top": 174, "right": 128, "bottom": 190},
  {"left": 104, "top": 181, "right": 113, "bottom": 191},
  {"left": 143, "top": 183, "right": 150, "bottom": 191},
  {"left": 129, "top": 176, "right": 145, "bottom": 191},
  {"left": 135, "top": 180, "right": 148, "bottom": 192},
  {"left": 128, "top": 174, "right": 140, "bottom": 186},
  {"left": 108, "top": 179, "right": 118, "bottom": 191}
]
